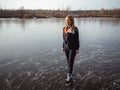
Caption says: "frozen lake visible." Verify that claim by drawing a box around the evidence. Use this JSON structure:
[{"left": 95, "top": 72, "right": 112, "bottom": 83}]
[{"left": 0, "top": 18, "right": 120, "bottom": 90}]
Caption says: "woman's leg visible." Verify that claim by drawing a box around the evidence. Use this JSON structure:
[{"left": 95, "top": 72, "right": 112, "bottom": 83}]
[
  {"left": 65, "top": 49, "right": 76, "bottom": 74},
  {"left": 65, "top": 49, "right": 71, "bottom": 75},
  {"left": 65, "top": 49, "right": 69, "bottom": 64},
  {"left": 69, "top": 49, "right": 76, "bottom": 74}
]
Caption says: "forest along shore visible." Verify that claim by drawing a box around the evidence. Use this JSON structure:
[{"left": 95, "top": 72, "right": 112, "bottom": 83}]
[{"left": 0, "top": 9, "right": 120, "bottom": 18}]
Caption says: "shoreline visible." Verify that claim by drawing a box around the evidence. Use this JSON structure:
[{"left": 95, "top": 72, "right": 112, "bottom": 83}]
[{"left": 0, "top": 9, "right": 120, "bottom": 18}]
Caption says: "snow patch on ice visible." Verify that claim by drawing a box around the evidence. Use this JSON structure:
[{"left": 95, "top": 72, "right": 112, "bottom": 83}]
[
  {"left": 55, "top": 60, "right": 58, "bottom": 63},
  {"left": 0, "top": 59, "right": 19, "bottom": 67},
  {"left": 29, "top": 58, "right": 33, "bottom": 62},
  {"left": 21, "top": 62, "right": 25, "bottom": 65},
  {"left": 53, "top": 48, "right": 57, "bottom": 52},
  {"left": 27, "top": 71, "right": 32, "bottom": 76},
  {"left": 36, "top": 62, "right": 40, "bottom": 66},
  {"left": 76, "top": 73, "right": 82, "bottom": 77},
  {"left": 88, "top": 44, "right": 103, "bottom": 48},
  {"left": 4, "top": 78, "right": 11, "bottom": 88},
  {"left": 102, "top": 59, "right": 112, "bottom": 63},
  {"left": 76, "top": 59, "right": 83, "bottom": 64}
]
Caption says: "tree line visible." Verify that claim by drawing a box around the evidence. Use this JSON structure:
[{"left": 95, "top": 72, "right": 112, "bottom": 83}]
[{"left": 0, "top": 9, "right": 120, "bottom": 18}]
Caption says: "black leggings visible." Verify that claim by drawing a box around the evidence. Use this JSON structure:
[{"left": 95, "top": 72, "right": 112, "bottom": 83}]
[{"left": 65, "top": 49, "right": 76, "bottom": 74}]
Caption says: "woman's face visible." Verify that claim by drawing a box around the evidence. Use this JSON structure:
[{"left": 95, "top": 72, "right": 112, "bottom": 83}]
[{"left": 65, "top": 17, "right": 72, "bottom": 27}]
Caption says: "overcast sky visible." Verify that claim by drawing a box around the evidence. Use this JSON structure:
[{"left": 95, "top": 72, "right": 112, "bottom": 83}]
[{"left": 0, "top": 0, "right": 120, "bottom": 10}]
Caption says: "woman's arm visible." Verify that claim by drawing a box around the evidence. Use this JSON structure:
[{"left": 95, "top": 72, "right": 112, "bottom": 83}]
[
  {"left": 75, "top": 27, "right": 80, "bottom": 50},
  {"left": 62, "top": 27, "right": 65, "bottom": 52}
]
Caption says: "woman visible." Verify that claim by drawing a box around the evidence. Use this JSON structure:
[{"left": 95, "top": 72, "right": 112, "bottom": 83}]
[{"left": 62, "top": 15, "right": 80, "bottom": 85}]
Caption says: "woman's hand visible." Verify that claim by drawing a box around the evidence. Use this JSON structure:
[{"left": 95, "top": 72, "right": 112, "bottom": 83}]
[
  {"left": 62, "top": 48, "right": 65, "bottom": 52},
  {"left": 76, "top": 50, "right": 79, "bottom": 54}
]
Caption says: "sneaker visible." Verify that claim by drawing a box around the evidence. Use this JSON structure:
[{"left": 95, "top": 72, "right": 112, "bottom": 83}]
[{"left": 65, "top": 73, "right": 73, "bottom": 85}]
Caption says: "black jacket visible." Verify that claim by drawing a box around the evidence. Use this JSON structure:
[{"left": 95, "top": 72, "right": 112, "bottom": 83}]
[{"left": 63, "top": 26, "right": 80, "bottom": 50}]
